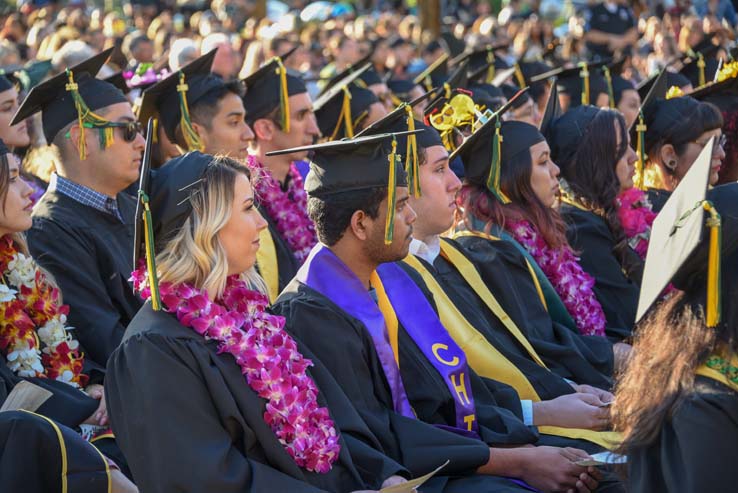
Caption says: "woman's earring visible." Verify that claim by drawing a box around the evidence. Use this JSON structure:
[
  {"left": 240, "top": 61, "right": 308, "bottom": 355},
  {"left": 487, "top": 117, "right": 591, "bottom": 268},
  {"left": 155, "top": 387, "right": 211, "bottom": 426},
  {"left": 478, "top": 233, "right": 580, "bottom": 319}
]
[{"left": 667, "top": 160, "right": 677, "bottom": 170}]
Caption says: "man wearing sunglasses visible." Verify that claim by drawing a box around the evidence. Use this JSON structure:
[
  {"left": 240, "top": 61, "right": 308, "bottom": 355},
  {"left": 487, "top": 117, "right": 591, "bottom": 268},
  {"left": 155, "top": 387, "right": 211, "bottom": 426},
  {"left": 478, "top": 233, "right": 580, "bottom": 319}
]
[{"left": 12, "top": 48, "right": 146, "bottom": 370}]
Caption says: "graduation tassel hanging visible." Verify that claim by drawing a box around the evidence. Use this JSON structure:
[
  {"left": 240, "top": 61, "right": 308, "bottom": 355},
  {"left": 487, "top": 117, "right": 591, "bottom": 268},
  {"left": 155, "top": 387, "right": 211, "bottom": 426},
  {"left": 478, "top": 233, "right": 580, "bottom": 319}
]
[
  {"left": 330, "top": 87, "right": 354, "bottom": 140},
  {"left": 634, "top": 112, "right": 647, "bottom": 190},
  {"left": 486, "top": 118, "right": 511, "bottom": 204},
  {"left": 177, "top": 72, "right": 205, "bottom": 152},
  {"left": 486, "top": 52, "right": 496, "bottom": 84},
  {"left": 603, "top": 66, "right": 615, "bottom": 109},
  {"left": 384, "top": 137, "right": 399, "bottom": 245},
  {"left": 579, "top": 63, "right": 590, "bottom": 106},
  {"left": 404, "top": 105, "right": 420, "bottom": 197},
  {"left": 703, "top": 201, "right": 722, "bottom": 327},
  {"left": 514, "top": 63, "right": 526, "bottom": 89},
  {"left": 139, "top": 191, "right": 161, "bottom": 311},
  {"left": 275, "top": 58, "right": 291, "bottom": 133},
  {"left": 65, "top": 69, "right": 116, "bottom": 160},
  {"left": 697, "top": 53, "right": 706, "bottom": 87}
]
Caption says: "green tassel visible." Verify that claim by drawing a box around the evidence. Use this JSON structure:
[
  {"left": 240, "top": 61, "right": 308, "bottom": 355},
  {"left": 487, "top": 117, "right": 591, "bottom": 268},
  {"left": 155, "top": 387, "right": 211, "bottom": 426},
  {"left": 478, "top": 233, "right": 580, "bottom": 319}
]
[
  {"left": 486, "top": 118, "right": 511, "bottom": 204},
  {"left": 384, "top": 138, "right": 399, "bottom": 245},
  {"left": 139, "top": 191, "right": 161, "bottom": 311},
  {"left": 65, "top": 69, "right": 116, "bottom": 160},
  {"left": 177, "top": 72, "right": 205, "bottom": 152}
]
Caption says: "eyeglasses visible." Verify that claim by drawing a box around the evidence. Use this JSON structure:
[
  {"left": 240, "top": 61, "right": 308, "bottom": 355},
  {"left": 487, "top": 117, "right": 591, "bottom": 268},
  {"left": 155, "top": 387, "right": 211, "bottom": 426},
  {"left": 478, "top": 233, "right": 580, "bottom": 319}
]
[
  {"left": 65, "top": 121, "right": 143, "bottom": 143},
  {"left": 692, "top": 134, "right": 727, "bottom": 156}
]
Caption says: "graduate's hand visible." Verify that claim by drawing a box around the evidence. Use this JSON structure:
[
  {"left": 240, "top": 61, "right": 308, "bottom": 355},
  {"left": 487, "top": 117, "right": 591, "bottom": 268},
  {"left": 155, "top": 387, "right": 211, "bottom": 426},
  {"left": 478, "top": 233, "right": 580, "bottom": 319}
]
[
  {"left": 111, "top": 467, "right": 138, "bottom": 493},
  {"left": 533, "top": 393, "right": 610, "bottom": 431},
  {"left": 571, "top": 384, "right": 614, "bottom": 405},
  {"left": 515, "top": 446, "right": 595, "bottom": 493},
  {"left": 83, "top": 384, "right": 109, "bottom": 427}
]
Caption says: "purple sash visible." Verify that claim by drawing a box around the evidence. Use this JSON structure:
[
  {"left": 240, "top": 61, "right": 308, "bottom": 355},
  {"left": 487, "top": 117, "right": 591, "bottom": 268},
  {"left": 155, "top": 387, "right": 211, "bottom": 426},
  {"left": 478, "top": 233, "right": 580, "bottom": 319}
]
[
  {"left": 377, "top": 262, "right": 479, "bottom": 435},
  {"left": 296, "top": 245, "right": 415, "bottom": 418}
]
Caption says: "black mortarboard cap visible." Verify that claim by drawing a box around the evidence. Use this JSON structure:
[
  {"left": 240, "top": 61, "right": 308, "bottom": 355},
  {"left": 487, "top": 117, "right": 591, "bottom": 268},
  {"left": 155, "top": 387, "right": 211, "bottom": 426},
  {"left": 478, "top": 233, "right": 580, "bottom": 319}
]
[
  {"left": 637, "top": 140, "right": 733, "bottom": 328},
  {"left": 501, "top": 83, "right": 531, "bottom": 109},
  {"left": 11, "top": 47, "right": 128, "bottom": 148},
  {"left": 242, "top": 55, "right": 307, "bottom": 128},
  {"left": 468, "top": 82, "right": 505, "bottom": 109},
  {"left": 387, "top": 79, "right": 420, "bottom": 101},
  {"left": 636, "top": 70, "right": 689, "bottom": 100},
  {"left": 689, "top": 63, "right": 738, "bottom": 107},
  {"left": 0, "top": 74, "right": 13, "bottom": 92},
  {"left": 539, "top": 77, "right": 561, "bottom": 138},
  {"left": 413, "top": 53, "right": 449, "bottom": 91},
  {"left": 680, "top": 44, "right": 721, "bottom": 88},
  {"left": 358, "top": 67, "right": 383, "bottom": 87},
  {"left": 138, "top": 50, "right": 226, "bottom": 150},
  {"left": 450, "top": 43, "right": 510, "bottom": 73},
  {"left": 266, "top": 131, "right": 420, "bottom": 243},
  {"left": 531, "top": 60, "right": 610, "bottom": 107},
  {"left": 104, "top": 72, "right": 131, "bottom": 95},
  {"left": 548, "top": 105, "right": 602, "bottom": 173},
  {"left": 314, "top": 64, "right": 378, "bottom": 139}
]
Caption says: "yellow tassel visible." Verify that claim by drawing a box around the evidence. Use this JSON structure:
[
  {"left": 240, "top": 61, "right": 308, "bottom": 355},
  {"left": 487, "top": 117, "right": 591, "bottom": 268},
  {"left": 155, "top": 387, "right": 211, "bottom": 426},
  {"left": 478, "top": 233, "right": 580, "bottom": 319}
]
[
  {"left": 443, "top": 82, "right": 451, "bottom": 100},
  {"left": 697, "top": 53, "right": 706, "bottom": 87},
  {"left": 703, "top": 201, "right": 722, "bottom": 327},
  {"left": 580, "top": 63, "right": 590, "bottom": 106},
  {"left": 65, "top": 69, "right": 118, "bottom": 160},
  {"left": 666, "top": 86, "right": 684, "bottom": 99},
  {"left": 486, "top": 51, "right": 495, "bottom": 83},
  {"left": 514, "top": 63, "right": 526, "bottom": 88},
  {"left": 404, "top": 105, "right": 420, "bottom": 197},
  {"left": 330, "top": 87, "right": 353, "bottom": 140},
  {"left": 603, "top": 66, "right": 615, "bottom": 109},
  {"left": 634, "top": 115, "right": 647, "bottom": 190},
  {"left": 275, "top": 58, "right": 290, "bottom": 133},
  {"left": 141, "top": 195, "right": 161, "bottom": 311},
  {"left": 384, "top": 138, "right": 398, "bottom": 245}
]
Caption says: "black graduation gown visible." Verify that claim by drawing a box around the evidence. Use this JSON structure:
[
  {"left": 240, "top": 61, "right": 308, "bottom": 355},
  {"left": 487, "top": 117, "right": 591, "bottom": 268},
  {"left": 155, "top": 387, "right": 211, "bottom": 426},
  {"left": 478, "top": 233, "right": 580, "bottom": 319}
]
[
  {"left": 27, "top": 190, "right": 142, "bottom": 367},
  {"left": 259, "top": 207, "right": 302, "bottom": 293},
  {"left": 273, "top": 282, "right": 534, "bottom": 493},
  {"left": 627, "top": 376, "right": 738, "bottom": 492},
  {"left": 559, "top": 204, "right": 641, "bottom": 340},
  {"left": 105, "top": 302, "right": 407, "bottom": 493},
  {"left": 454, "top": 235, "right": 615, "bottom": 389},
  {"left": 0, "top": 410, "right": 110, "bottom": 493}
]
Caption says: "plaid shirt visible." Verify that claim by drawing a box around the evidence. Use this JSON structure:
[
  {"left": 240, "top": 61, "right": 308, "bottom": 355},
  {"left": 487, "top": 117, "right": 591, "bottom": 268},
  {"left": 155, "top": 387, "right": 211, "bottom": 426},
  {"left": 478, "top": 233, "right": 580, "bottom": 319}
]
[{"left": 49, "top": 173, "right": 124, "bottom": 222}]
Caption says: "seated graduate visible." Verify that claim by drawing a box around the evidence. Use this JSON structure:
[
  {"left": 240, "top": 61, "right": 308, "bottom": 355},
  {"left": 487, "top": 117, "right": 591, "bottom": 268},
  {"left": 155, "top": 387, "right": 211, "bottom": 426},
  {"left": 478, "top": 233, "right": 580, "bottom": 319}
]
[
  {"left": 638, "top": 71, "right": 724, "bottom": 210},
  {"left": 137, "top": 50, "right": 254, "bottom": 160},
  {"left": 270, "top": 133, "right": 604, "bottom": 493},
  {"left": 359, "top": 104, "right": 618, "bottom": 443},
  {"left": 13, "top": 49, "right": 145, "bottom": 368},
  {"left": 242, "top": 54, "right": 321, "bottom": 301},
  {"left": 613, "top": 174, "right": 738, "bottom": 491},
  {"left": 0, "top": 139, "right": 134, "bottom": 486},
  {"left": 545, "top": 104, "right": 642, "bottom": 338},
  {"left": 105, "top": 150, "right": 414, "bottom": 493},
  {"left": 0, "top": 410, "right": 136, "bottom": 493}
]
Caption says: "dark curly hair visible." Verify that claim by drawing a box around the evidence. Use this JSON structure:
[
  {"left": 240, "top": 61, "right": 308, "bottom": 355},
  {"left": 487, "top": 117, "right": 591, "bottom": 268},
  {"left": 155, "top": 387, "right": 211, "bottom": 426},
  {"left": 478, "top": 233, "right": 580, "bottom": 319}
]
[{"left": 307, "top": 187, "right": 387, "bottom": 246}]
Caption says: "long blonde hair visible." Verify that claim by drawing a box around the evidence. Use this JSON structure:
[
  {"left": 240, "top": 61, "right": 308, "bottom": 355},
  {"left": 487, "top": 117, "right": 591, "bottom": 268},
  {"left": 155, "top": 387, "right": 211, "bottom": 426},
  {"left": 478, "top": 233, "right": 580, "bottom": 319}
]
[{"left": 155, "top": 156, "right": 266, "bottom": 299}]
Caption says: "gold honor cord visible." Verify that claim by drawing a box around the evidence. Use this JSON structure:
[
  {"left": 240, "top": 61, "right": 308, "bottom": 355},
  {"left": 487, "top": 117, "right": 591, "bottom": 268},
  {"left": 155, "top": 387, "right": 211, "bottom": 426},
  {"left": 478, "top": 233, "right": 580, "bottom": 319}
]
[
  {"left": 384, "top": 138, "right": 400, "bottom": 245},
  {"left": 65, "top": 69, "right": 115, "bottom": 160},
  {"left": 177, "top": 72, "right": 205, "bottom": 152}
]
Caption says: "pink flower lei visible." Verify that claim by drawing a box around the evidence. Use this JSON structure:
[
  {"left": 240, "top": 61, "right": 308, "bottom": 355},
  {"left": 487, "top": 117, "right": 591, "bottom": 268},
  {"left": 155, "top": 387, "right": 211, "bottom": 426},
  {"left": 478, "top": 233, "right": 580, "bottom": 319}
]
[
  {"left": 507, "top": 220, "right": 607, "bottom": 337},
  {"left": 247, "top": 155, "right": 317, "bottom": 264},
  {"left": 616, "top": 187, "right": 657, "bottom": 260},
  {"left": 131, "top": 267, "right": 341, "bottom": 473}
]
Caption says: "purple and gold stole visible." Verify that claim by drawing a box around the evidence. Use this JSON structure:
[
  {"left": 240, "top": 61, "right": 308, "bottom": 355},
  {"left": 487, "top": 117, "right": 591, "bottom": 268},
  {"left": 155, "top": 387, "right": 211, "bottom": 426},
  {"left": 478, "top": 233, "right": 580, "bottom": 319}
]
[{"left": 297, "top": 245, "right": 478, "bottom": 435}]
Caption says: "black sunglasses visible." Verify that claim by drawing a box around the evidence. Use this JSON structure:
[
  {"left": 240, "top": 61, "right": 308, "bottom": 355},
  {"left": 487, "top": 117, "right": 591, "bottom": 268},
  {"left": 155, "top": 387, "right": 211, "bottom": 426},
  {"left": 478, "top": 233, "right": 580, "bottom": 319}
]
[{"left": 65, "top": 121, "right": 143, "bottom": 143}]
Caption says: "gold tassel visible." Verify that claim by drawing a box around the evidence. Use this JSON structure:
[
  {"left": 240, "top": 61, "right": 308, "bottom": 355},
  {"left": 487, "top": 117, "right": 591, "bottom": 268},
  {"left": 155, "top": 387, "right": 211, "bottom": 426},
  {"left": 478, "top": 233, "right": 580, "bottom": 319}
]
[
  {"left": 697, "top": 53, "right": 706, "bottom": 87},
  {"left": 703, "top": 201, "right": 722, "bottom": 327},
  {"left": 486, "top": 51, "right": 496, "bottom": 83},
  {"left": 384, "top": 138, "right": 399, "bottom": 245},
  {"left": 666, "top": 86, "right": 684, "bottom": 99},
  {"left": 514, "top": 63, "right": 526, "bottom": 88},
  {"left": 579, "top": 63, "right": 590, "bottom": 106},
  {"left": 404, "top": 105, "right": 420, "bottom": 197},
  {"left": 330, "top": 87, "right": 353, "bottom": 140},
  {"left": 486, "top": 118, "right": 511, "bottom": 204},
  {"left": 275, "top": 58, "right": 291, "bottom": 133},
  {"left": 177, "top": 73, "right": 205, "bottom": 152},
  {"left": 443, "top": 82, "right": 452, "bottom": 100},
  {"left": 603, "top": 66, "right": 615, "bottom": 109},
  {"left": 634, "top": 114, "right": 647, "bottom": 190}
]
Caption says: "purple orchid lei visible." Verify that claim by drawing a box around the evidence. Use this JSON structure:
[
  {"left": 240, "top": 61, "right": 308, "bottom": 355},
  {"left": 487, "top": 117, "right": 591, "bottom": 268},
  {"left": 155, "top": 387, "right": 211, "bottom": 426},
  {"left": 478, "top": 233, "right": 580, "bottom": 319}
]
[
  {"left": 131, "top": 268, "right": 341, "bottom": 473},
  {"left": 507, "top": 220, "right": 607, "bottom": 337},
  {"left": 247, "top": 155, "right": 317, "bottom": 264}
]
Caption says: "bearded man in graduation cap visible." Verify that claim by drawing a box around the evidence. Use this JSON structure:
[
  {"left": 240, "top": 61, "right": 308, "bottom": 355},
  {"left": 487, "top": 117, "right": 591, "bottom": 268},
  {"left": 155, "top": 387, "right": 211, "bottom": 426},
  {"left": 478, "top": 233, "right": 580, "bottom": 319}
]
[
  {"left": 241, "top": 55, "right": 321, "bottom": 302},
  {"left": 14, "top": 48, "right": 145, "bottom": 369},
  {"left": 270, "top": 133, "right": 605, "bottom": 493}
]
